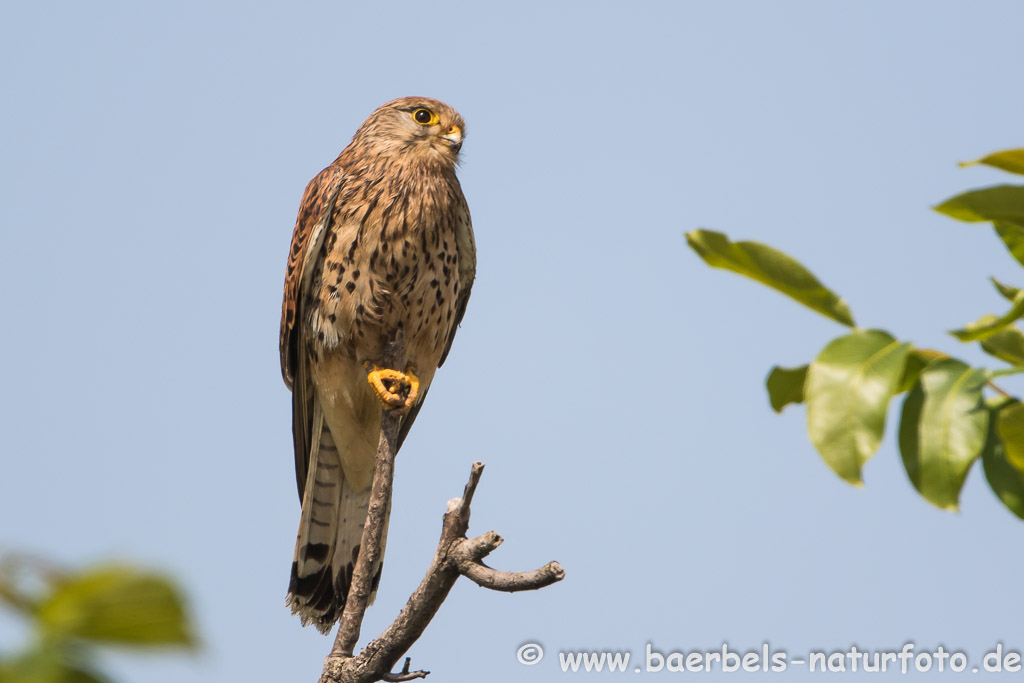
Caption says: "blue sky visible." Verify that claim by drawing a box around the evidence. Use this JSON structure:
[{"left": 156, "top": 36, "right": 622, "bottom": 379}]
[{"left": 2, "top": 1, "right": 1023, "bottom": 680}]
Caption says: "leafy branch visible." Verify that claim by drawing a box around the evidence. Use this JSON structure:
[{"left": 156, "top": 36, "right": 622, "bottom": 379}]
[{"left": 686, "top": 148, "right": 1024, "bottom": 519}]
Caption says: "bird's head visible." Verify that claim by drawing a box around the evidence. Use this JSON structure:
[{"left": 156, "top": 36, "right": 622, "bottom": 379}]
[{"left": 352, "top": 96, "right": 466, "bottom": 167}]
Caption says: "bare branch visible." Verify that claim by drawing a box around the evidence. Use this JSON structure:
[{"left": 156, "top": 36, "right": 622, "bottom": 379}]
[
  {"left": 317, "top": 354, "right": 564, "bottom": 682},
  {"left": 456, "top": 557, "right": 565, "bottom": 592},
  {"left": 381, "top": 658, "right": 428, "bottom": 682},
  {"left": 381, "top": 672, "right": 428, "bottom": 683}
]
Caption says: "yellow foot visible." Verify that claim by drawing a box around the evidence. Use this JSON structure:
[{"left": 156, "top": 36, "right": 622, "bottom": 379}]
[{"left": 365, "top": 364, "right": 420, "bottom": 411}]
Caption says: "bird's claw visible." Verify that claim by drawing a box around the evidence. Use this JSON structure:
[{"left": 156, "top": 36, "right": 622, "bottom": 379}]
[{"left": 365, "top": 364, "right": 419, "bottom": 412}]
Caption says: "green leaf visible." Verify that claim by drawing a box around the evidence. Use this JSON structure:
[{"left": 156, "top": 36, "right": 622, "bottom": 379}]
[
  {"left": 898, "top": 360, "right": 989, "bottom": 510},
  {"left": 685, "top": 229, "right": 855, "bottom": 326},
  {"left": 981, "top": 400, "right": 1024, "bottom": 520},
  {"left": 997, "top": 401, "right": 1024, "bottom": 471},
  {"left": 805, "top": 330, "right": 911, "bottom": 484},
  {"left": 994, "top": 221, "right": 1024, "bottom": 268},
  {"left": 953, "top": 314, "right": 998, "bottom": 341},
  {"left": 950, "top": 291, "right": 1024, "bottom": 342},
  {"left": 0, "top": 644, "right": 109, "bottom": 683},
  {"left": 766, "top": 365, "right": 807, "bottom": 413},
  {"left": 933, "top": 185, "right": 1024, "bottom": 224},
  {"left": 0, "top": 662, "right": 107, "bottom": 683},
  {"left": 981, "top": 326, "right": 1024, "bottom": 365},
  {"left": 35, "top": 566, "right": 196, "bottom": 649},
  {"left": 991, "top": 277, "right": 1021, "bottom": 302},
  {"left": 896, "top": 349, "right": 938, "bottom": 394},
  {"left": 959, "top": 149, "right": 1024, "bottom": 176},
  {"left": 990, "top": 366, "right": 1024, "bottom": 379}
]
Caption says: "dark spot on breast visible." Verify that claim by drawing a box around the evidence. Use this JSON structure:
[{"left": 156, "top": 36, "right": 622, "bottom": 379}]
[
  {"left": 346, "top": 282, "right": 356, "bottom": 293},
  {"left": 352, "top": 270, "right": 360, "bottom": 281},
  {"left": 328, "top": 313, "right": 336, "bottom": 322}
]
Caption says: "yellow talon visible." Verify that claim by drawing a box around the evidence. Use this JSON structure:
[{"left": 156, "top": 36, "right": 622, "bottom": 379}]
[{"left": 366, "top": 364, "right": 420, "bottom": 411}]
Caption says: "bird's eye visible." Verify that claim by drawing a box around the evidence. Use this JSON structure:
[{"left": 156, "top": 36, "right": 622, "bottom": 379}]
[{"left": 412, "top": 108, "right": 438, "bottom": 125}]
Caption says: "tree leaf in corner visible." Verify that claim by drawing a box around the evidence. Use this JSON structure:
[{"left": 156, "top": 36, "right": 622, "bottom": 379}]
[
  {"left": 766, "top": 365, "right": 807, "bottom": 413},
  {"left": 685, "top": 229, "right": 855, "bottom": 326},
  {"left": 898, "top": 360, "right": 989, "bottom": 511},
  {"left": 805, "top": 330, "right": 911, "bottom": 484},
  {"left": 959, "top": 149, "right": 1024, "bottom": 176}
]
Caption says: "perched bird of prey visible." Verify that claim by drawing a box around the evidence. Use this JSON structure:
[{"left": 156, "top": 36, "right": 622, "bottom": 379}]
[{"left": 279, "top": 97, "right": 475, "bottom": 633}]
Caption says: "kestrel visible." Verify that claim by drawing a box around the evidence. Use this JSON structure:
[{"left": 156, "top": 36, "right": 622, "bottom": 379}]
[{"left": 279, "top": 97, "right": 475, "bottom": 633}]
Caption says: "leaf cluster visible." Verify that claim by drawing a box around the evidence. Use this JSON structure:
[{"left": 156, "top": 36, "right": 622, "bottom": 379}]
[
  {"left": 686, "top": 149, "right": 1024, "bottom": 518},
  {"left": 0, "top": 555, "right": 197, "bottom": 683}
]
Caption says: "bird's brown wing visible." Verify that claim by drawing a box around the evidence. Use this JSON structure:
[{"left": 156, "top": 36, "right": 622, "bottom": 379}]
[
  {"left": 280, "top": 164, "right": 344, "bottom": 388},
  {"left": 438, "top": 204, "right": 476, "bottom": 368},
  {"left": 281, "top": 163, "right": 344, "bottom": 499},
  {"left": 398, "top": 204, "right": 476, "bottom": 448}
]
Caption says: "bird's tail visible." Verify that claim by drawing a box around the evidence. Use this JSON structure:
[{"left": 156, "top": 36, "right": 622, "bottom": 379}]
[{"left": 286, "top": 413, "right": 389, "bottom": 634}]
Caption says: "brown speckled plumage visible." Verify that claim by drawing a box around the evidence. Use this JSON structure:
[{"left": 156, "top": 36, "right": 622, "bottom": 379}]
[{"left": 280, "top": 97, "right": 475, "bottom": 633}]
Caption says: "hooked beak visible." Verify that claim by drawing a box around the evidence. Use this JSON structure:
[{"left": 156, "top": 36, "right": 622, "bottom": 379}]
[{"left": 441, "top": 125, "right": 463, "bottom": 152}]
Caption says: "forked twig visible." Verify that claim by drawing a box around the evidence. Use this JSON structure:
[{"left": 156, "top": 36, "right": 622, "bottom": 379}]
[{"left": 318, "top": 332, "right": 563, "bottom": 682}]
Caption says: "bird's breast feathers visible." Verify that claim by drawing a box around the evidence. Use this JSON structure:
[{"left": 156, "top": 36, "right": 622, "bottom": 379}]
[{"left": 306, "top": 185, "right": 470, "bottom": 370}]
